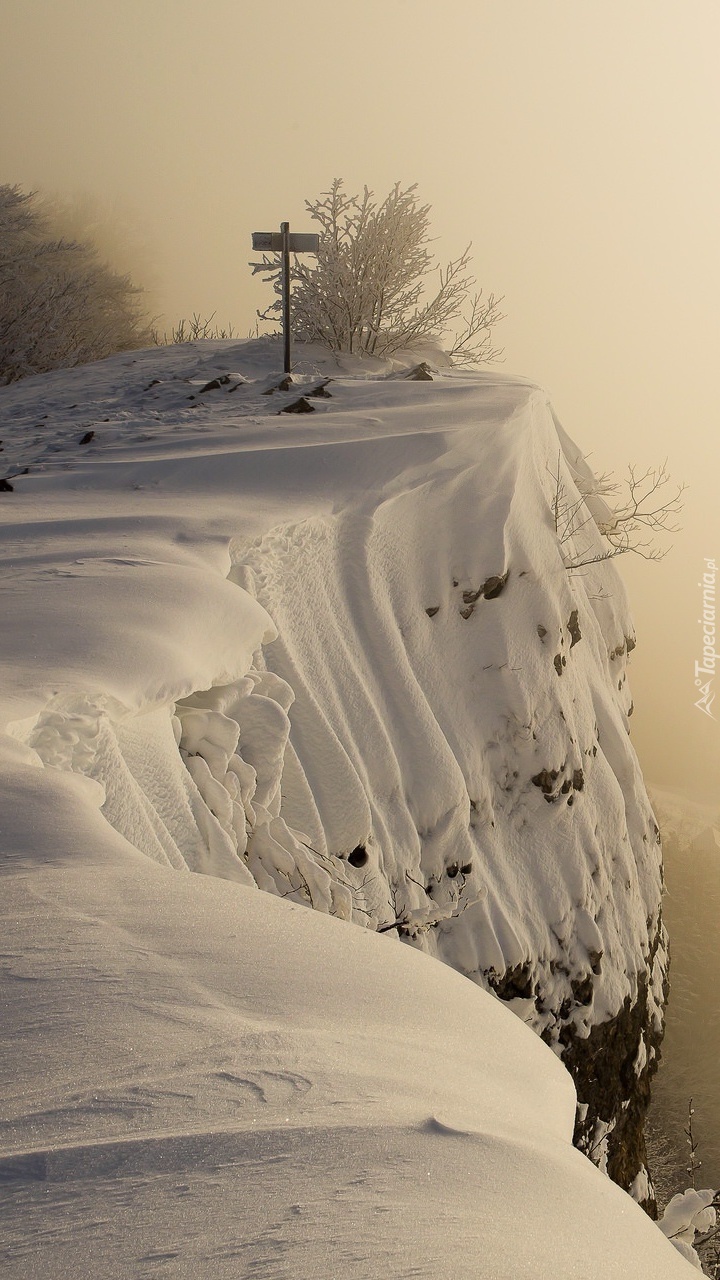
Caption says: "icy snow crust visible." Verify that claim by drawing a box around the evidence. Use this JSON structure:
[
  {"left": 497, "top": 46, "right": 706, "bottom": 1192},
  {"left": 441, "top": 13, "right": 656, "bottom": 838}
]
[{"left": 0, "top": 340, "right": 683, "bottom": 1276}]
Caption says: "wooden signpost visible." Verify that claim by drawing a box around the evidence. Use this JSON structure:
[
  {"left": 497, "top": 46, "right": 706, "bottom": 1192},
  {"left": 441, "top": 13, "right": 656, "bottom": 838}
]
[{"left": 252, "top": 224, "right": 320, "bottom": 374}]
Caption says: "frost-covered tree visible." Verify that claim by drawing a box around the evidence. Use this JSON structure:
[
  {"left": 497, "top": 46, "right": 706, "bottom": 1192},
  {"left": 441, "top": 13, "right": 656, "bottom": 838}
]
[
  {"left": 252, "top": 179, "right": 503, "bottom": 363},
  {"left": 0, "top": 185, "right": 152, "bottom": 384}
]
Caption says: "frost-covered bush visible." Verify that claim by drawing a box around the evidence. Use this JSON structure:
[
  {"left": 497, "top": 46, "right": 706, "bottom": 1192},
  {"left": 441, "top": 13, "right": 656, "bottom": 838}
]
[
  {"left": 0, "top": 185, "right": 152, "bottom": 384},
  {"left": 252, "top": 179, "right": 504, "bottom": 364},
  {"left": 658, "top": 1188, "right": 717, "bottom": 1270}
]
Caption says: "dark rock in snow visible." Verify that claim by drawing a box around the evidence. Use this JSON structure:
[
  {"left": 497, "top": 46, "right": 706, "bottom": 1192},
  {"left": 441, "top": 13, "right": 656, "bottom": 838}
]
[
  {"left": 405, "top": 362, "right": 434, "bottom": 381},
  {"left": 425, "top": 606, "right": 440, "bottom": 617},
  {"left": 79, "top": 430, "right": 95, "bottom": 445},
  {"left": 462, "top": 571, "right": 509, "bottom": 605},
  {"left": 567, "top": 609, "right": 582, "bottom": 647},
  {"left": 482, "top": 571, "right": 509, "bottom": 599},
  {"left": 199, "top": 375, "right": 232, "bottom": 393},
  {"left": 488, "top": 961, "right": 535, "bottom": 1002},
  {"left": 306, "top": 380, "right": 333, "bottom": 398},
  {"left": 0, "top": 478, "right": 14, "bottom": 491},
  {"left": 281, "top": 397, "right": 315, "bottom": 415},
  {"left": 571, "top": 974, "right": 594, "bottom": 1006},
  {"left": 262, "top": 375, "right": 293, "bottom": 395},
  {"left": 531, "top": 768, "right": 559, "bottom": 796}
]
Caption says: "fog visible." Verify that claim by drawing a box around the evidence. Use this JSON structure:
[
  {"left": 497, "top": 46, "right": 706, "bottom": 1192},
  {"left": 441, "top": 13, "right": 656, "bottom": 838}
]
[{"left": 2, "top": 0, "right": 719, "bottom": 798}]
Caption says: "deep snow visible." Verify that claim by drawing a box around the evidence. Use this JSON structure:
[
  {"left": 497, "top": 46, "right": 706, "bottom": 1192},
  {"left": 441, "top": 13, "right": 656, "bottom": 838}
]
[{"left": 0, "top": 339, "right": 692, "bottom": 1276}]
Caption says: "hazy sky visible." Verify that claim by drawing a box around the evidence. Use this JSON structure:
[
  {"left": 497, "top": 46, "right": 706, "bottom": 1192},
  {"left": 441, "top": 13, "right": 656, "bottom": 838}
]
[{"left": 3, "top": 0, "right": 719, "bottom": 801}]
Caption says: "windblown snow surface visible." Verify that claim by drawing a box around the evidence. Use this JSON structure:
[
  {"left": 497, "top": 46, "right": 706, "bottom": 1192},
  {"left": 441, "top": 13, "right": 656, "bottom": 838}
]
[{"left": 0, "top": 340, "right": 690, "bottom": 1277}]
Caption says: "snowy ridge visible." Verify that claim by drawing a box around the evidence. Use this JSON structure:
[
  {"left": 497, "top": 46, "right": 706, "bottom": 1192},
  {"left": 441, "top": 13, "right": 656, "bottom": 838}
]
[{"left": 0, "top": 340, "right": 684, "bottom": 1275}]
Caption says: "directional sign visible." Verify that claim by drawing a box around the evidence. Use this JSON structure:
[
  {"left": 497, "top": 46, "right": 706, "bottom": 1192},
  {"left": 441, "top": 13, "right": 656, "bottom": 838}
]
[
  {"left": 251, "top": 223, "right": 320, "bottom": 375},
  {"left": 252, "top": 231, "right": 320, "bottom": 253}
]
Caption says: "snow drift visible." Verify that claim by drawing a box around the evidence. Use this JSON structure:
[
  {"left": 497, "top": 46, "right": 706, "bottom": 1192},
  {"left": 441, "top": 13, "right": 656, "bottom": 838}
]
[{"left": 0, "top": 339, "right": 681, "bottom": 1275}]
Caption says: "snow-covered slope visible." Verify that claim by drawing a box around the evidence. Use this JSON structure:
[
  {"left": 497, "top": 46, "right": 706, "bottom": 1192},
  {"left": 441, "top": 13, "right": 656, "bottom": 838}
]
[{"left": 0, "top": 340, "right": 678, "bottom": 1275}]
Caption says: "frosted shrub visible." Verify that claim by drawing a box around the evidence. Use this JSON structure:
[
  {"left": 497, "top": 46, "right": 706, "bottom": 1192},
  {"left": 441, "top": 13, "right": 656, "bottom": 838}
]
[
  {"left": 252, "top": 178, "right": 504, "bottom": 364},
  {"left": 658, "top": 1188, "right": 717, "bottom": 1270}
]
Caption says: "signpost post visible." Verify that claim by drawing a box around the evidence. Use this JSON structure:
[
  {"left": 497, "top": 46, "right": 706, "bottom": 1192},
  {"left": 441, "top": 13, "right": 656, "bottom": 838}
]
[{"left": 251, "top": 225, "right": 320, "bottom": 375}]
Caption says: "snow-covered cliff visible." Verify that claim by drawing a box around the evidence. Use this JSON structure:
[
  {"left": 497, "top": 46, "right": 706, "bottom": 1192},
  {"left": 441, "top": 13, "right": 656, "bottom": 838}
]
[{"left": 0, "top": 340, "right": 680, "bottom": 1275}]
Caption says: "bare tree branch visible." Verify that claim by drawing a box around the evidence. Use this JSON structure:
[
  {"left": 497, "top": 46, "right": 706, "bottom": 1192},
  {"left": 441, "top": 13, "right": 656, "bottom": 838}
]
[{"left": 548, "top": 452, "right": 685, "bottom": 570}]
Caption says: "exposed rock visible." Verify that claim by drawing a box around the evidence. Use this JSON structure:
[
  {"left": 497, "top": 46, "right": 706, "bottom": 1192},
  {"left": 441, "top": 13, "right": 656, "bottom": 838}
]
[
  {"left": 262, "top": 375, "right": 293, "bottom": 395},
  {"left": 567, "top": 609, "right": 582, "bottom": 647},
  {"left": 199, "top": 374, "right": 232, "bottom": 393},
  {"left": 489, "top": 921, "right": 666, "bottom": 1218},
  {"left": 306, "top": 379, "right": 333, "bottom": 398},
  {"left": 280, "top": 397, "right": 315, "bottom": 414},
  {"left": 561, "top": 940, "right": 667, "bottom": 1218},
  {"left": 531, "top": 768, "right": 560, "bottom": 795},
  {"left": 462, "top": 571, "right": 509, "bottom": 605},
  {"left": 488, "top": 961, "right": 534, "bottom": 1001},
  {"left": 483, "top": 571, "right": 509, "bottom": 599},
  {"left": 571, "top": 974, "right": 594, "bottom": 1005}
]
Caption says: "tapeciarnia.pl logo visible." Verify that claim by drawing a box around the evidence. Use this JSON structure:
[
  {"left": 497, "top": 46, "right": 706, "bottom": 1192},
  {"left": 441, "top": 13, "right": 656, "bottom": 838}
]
[{"left": 695, "top": 557, "right": 717, "bottom": 719}]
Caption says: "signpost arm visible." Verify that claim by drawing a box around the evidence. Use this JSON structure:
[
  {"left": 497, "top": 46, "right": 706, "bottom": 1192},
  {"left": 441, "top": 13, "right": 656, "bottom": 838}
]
[{"left": 281, "top": 221, "right": 291, "bottom": 375}]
